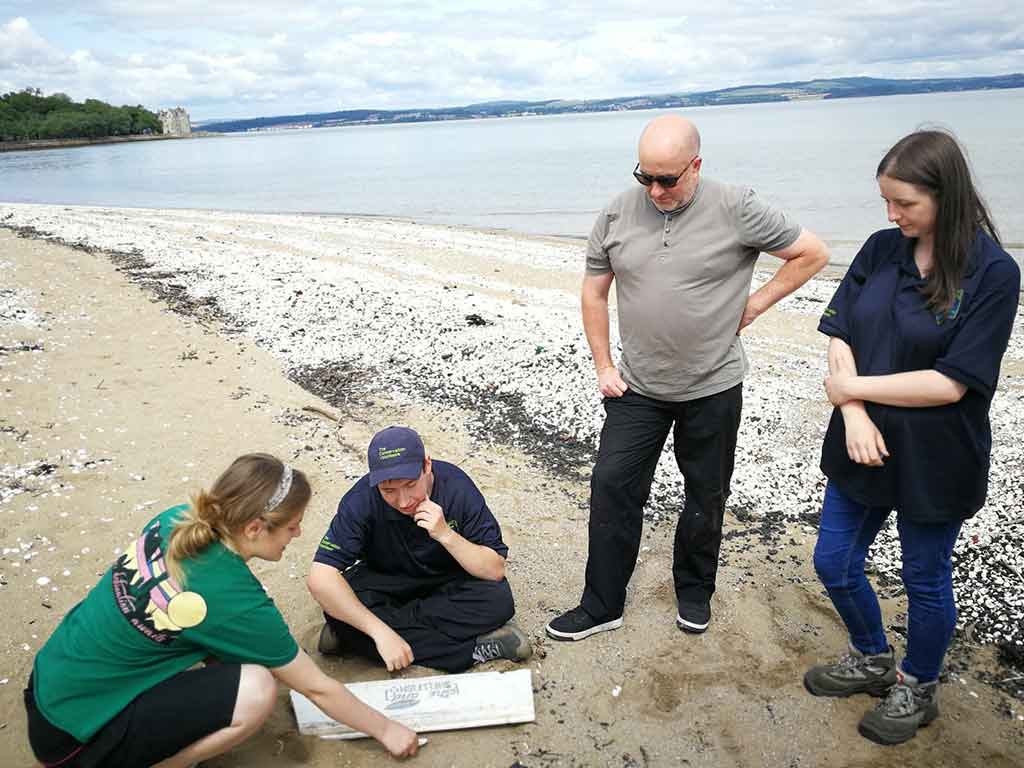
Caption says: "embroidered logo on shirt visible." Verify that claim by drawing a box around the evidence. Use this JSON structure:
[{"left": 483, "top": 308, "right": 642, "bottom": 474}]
[
  {"left": 318, "top": 537, "right": 342, "bottom": 552},
  {"left": 935, "top": 289, "right": 964, "bottom": 325},
  {"left": 822, "top": 307, "right": 837, "bottom": 318}
]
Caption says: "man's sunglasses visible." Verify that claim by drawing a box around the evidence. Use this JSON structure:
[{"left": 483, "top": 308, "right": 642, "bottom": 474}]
[{"left": 632, "top": 157, "right": 698, "bottom": 188}]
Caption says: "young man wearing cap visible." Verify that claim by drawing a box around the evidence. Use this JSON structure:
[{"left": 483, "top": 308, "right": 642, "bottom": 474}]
[{"left": 307, "top": 426, "right": 531, "bottom": 672}]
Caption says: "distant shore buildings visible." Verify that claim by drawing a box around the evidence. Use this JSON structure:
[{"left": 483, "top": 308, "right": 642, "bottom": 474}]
[
  {"left": 198, "top": 73, "right": 1024, "bottom": 135},
  {"left": 158, "top": 107, "right": 192, "bottom": 136}
]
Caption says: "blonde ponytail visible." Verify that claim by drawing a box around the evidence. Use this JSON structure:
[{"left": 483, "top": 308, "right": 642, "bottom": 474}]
[{"left": 165, "top": 454, "right": 311, "bottom": 585}]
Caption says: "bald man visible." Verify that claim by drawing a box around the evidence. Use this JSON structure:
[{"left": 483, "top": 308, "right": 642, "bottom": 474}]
[{"left": 546, "top": 115, "right": 829, "bottom": 641}]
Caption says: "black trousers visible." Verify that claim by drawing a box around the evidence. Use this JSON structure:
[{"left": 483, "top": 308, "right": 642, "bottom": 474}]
[
  {"left": 325, "top": 563, "right": 515, "bottom": 672},
  {"left": 581, "top": 384, "right": 743, "bottom": 620}
]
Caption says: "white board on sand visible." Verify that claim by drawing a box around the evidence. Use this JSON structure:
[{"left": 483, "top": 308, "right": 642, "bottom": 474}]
[{"left": 290, "top": 669, "right": 535, "bottom": 740}]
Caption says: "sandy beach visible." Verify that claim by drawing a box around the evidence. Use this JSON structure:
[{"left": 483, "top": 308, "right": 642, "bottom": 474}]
[{"left": 1, "top": 204, "right": 1022, "bottom": 767}]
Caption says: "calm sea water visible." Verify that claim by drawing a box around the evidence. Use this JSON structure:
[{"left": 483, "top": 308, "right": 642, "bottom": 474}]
[{"left": 2, "top": 89, "right": 1022, "bottom": 264}]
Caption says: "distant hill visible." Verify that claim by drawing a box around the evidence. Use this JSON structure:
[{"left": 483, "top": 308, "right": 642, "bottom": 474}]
[{"left": 200, "top": 74, "right": 1024, "bottom": 134}]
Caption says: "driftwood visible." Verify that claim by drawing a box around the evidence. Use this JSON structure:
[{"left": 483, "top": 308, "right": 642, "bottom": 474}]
[{"left": 301, "top": 404, "right": 342, "bottom": 424}]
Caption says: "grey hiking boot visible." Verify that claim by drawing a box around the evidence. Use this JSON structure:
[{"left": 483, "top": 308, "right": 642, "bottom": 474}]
[
  {"left": 317, "top": 622, "right": 342, "bottom": 656},
  {"left": 473, "top": 623, "right": 533, "bottom": 663},
  {"left": 804, "top": 643, "right": 897, "bottom": 697},
  {"left": 858, "top": 670, "right": 939, "bottom": 745}
]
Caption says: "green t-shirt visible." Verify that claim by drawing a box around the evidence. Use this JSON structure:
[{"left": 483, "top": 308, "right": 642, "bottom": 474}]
[{"left": 32, "top": 506, "right": 299, "bottom": 742}]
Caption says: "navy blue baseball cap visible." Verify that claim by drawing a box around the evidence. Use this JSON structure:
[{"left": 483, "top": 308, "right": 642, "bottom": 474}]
[{"left": 367, "top": 426, "right": 426, "bottom": 486}]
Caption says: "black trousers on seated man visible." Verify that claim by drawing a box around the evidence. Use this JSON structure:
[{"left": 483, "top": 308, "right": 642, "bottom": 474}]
[
  {"left": 325, "top": 563, "right": 515, "bottom": 672},
  {"left": 581, "top": 384, "right": 743, "bottom": 621}
]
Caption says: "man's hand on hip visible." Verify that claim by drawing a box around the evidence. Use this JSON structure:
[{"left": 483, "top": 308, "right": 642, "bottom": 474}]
[
  {"left": 597, "top": 365, "right": 629, "bottom": 397},
  {"left": 736, "top": 297, "right": 762, "bottom": 334}
]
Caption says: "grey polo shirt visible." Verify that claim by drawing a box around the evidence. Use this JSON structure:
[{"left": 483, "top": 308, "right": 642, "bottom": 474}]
[{"left": 585, "top": 177, "right": 801, "bottom": 401}]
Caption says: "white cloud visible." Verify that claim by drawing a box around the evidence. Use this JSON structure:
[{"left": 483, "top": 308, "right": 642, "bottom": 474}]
[
  {"left": 0, "top": 2, "right": 1021, "bottom": 119},
  {"left": 0, "top": 16, "right": 67, "bottom": 72}
]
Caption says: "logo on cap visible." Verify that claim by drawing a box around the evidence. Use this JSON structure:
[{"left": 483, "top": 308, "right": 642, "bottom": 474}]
[{"left": 367, "top": 426, "right": 425, "bottom": 487}]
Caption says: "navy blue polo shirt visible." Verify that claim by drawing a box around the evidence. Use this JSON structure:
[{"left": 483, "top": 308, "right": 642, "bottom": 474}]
[
  {"left": 819, "top": 228, "right": 1020, "bottom": 522},
  {"left": 313, "top": 460, "right": 508, "bottom": 578}
]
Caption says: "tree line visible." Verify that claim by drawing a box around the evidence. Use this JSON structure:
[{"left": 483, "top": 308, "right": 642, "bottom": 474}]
[{"left": 0, "top": 88, "right": 163, "bottom": 142}]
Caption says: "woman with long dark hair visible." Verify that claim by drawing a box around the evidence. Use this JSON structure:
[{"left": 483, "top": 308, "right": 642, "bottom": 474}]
[
  {"left": 804, "top": 130, "right": 1020, "bottom": 745},
  {"left": 24, "top": 454, "right": 419, "bottom": 766}
]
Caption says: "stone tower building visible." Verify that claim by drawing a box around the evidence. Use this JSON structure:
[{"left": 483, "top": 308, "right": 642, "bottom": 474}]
[{"left": 158, "top": 107, "right": 192, "bottom": 136}]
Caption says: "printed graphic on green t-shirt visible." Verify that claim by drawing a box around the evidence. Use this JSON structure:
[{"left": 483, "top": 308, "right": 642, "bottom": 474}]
[{"left": 111, "top": 516, "right": 209, "bottom": 643}]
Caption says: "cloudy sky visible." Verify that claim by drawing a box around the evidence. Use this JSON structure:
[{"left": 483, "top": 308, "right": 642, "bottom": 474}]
[{"left": 2, "top": 1, "right": 1022, "bottom": 121}]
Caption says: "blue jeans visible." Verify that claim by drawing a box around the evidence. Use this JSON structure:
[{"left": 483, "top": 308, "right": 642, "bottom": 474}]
[{"left": 813, "top": 481, "right": 962, "bottom": 683}]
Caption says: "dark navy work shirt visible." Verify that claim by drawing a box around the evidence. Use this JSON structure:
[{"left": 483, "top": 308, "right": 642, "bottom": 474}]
[
  {"left": 819, "top": 228, "right": 1020, "bottom": 522},
  {"left": 313, "top": 460, "right": 508, "bottom": 577}
]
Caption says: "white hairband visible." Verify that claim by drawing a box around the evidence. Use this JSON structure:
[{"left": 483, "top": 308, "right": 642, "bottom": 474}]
[{"left": 265, "top": 464, "right": 293, "bottom": 513}]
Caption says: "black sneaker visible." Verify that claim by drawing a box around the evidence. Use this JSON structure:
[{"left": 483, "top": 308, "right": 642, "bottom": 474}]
[
  {"left": 317, "top": 622, "right": 342, "bottom": 656},
  {"left": 676, "top": 601, "right": 711, "bottom": 634},
  {"left": 472, "top": 623, "right": 533, "bottom": 663},
  {"left": 857, "top": 670, "right": 939, "bottom": 745},
  {"left": 545, "top": 605, "right": 623, "bottom": 641},
  {"left": 804, "top": 644, "right": 897, "bottom": 697}
]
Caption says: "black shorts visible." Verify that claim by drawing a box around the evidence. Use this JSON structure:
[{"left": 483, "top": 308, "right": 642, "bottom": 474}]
[{"left": 24, "top": 663, "right": 241, "bottom": 768}]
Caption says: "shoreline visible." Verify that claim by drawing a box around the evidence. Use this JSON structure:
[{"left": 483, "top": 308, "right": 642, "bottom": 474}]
[
  {"left": 2, "top": 218, "right": 1023, "bottom": 765},
  {"left": 2, "top": 199, "right": 1022, "bottom": 274},
  {"left": 0, "top": 132, "right": 219, "bottom": 154},
  {"left": 0, "top": 200, "right": 869, "bottom": 274}
]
